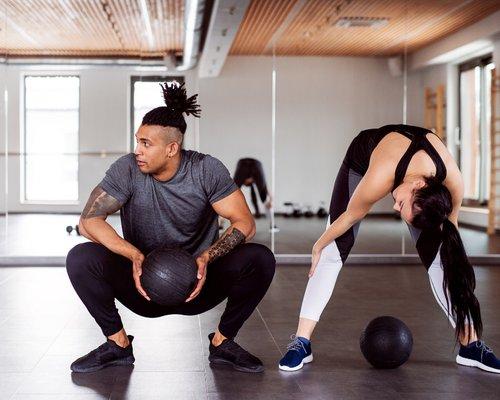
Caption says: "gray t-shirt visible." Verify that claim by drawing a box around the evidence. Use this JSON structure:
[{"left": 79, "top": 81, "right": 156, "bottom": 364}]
[{"left": 100, "top": 150, "right": 238, "bottom": 257}]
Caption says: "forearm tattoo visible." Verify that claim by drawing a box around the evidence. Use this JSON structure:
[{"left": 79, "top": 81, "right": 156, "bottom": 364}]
[
  {"left": 81, "top": 186, "right": 121, "bottom": 219},
  {"left": 207, "top": 227, "right": 246, "bottom": 263}
]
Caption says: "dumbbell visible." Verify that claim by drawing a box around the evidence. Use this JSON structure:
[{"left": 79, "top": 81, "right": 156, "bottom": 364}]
[
  {"left": 283, "top": 202, "right": 294, "bottom": 218},
  {"left": 317, "top": 201, "right": 328, "bottom": 218},
  {"left": 292, "top": 205, "right": 303, "bottom": 218},
  {"left": 66, "top": 225, "right": 81, "bottom": 236},
  {"left": 304, "top": 204, "right": 314, "bottom": 218}
]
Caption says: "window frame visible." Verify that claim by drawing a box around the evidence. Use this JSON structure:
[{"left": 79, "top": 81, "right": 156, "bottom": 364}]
[
  {"left": 457, "top": 55, "right": 493, "bottom": 207},
  {"left": 129, "top": 75, "right": 185, "bottom": 151},
  {"left": 21, "top": 73, "right": 81, "bottom": 205}
]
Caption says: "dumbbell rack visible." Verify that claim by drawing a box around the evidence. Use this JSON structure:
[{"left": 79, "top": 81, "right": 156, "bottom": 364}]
[{"left": 488, "top": 68, "right": 500, "bottom": 235}]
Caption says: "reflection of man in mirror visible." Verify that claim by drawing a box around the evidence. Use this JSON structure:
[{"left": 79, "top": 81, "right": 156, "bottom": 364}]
[{"left": 233, "top": 158, "right": 273, "bottom": 218}]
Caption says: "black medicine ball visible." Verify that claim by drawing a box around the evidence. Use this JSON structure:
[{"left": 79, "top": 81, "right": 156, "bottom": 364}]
[
  {"left": 360, "top": 316, "right": 413, "bottom": 369},
  {"left": 141, "top": 247, "right": 198, "bottom": 307}
]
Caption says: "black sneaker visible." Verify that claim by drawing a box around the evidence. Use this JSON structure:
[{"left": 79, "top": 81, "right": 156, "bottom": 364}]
[
  {"left": 70, "top": 335, "right": 135, "bottom": 373},
  {"left": 208, "top": 333, "right": 264, "bottom": 373}
]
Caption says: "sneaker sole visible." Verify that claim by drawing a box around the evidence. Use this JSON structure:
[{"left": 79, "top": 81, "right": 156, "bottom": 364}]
[
  {"left": 456, "top": 355, "right": 500, "bottom": 374},
  {"left": 208, "top": 355, "right": 264, "bottom": 373},
  {"left": 278, "top": 354, "right": 314, "bottom": 372},
  {"left": 71, "top": 355, "right": 135, "bottom": 373}
]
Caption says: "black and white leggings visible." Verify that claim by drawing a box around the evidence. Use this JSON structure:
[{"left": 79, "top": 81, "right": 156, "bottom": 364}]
[{"left": 299, "top": 161, "right": 456, "bottom": 327}]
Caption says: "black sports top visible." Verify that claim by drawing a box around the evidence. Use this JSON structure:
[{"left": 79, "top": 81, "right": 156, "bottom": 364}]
[{"left": 345, "top": 124, "right": 447, "bottom": 190}]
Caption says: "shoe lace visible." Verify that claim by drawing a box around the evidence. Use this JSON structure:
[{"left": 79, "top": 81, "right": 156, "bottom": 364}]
[
  {"left": 286, "top": 335, "right": 306, "bottom": 353},
  {"left": 477, "top": 341, "right": 493, "bottom": 354}
]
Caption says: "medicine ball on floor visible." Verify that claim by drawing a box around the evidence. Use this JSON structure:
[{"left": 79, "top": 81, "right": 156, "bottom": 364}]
[
  {"left": 359, "top": 316, "right": 413, "bottom": 369},
  {"left": 141, "top": 247, "right": 198, "bottom": 307}
]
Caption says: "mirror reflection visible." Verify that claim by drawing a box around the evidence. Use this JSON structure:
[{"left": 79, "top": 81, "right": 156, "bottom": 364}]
[
  {"left": 0, "top": 4, "right": 7, "bottom": 256},
  {"left": 273, "top": 56, "right": 407, "bottom": 255},
  {"left": 197, "top": 56, "right": 273, "bottom": 248},
  {"left": 0, "top": 0, "right": 499, "bottom": 263}
]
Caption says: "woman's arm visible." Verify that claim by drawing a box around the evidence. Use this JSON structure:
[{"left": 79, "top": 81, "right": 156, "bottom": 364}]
[
  {"left": 308, "top": 164, "right": 393, "bottom": 277},
  {"left": 314, "top": 163, "right": 393, "bottom": 252}
]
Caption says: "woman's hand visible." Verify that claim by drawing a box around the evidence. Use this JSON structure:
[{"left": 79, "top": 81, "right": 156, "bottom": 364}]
[{"left": 308, "top": 243, "right": 323, "bottom": 278}]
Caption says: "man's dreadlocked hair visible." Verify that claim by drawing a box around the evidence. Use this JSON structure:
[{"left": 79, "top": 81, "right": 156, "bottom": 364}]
[{"left": 142, "top": 82, "right": 201, "bottom": 134}]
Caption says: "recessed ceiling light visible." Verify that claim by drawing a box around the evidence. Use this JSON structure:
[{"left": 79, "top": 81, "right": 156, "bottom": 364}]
[{"left": 335, "top": 17, "right": 389, "bottom": 28}]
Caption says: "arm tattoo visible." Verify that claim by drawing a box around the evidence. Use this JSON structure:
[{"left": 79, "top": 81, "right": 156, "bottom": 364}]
[
  {"left": 81, "top": 186, "right": 122, "bottom": 219},
  {"left": 207, "top": 227, "right": 245, "bottom": 263}
]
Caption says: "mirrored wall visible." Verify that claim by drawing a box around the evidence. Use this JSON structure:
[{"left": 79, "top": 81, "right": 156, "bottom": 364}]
[
  {"left": 1, "top": 0, "right": 500, "bottom": 261},
  {"left": 197, "top": 57, "right": 274, "bottom": 250},
  {"left": 272, "top": 54, "right": 407, "bottom": 255},
  {"left": 1, "top": 3, "right": 7, "bottom": 257}
]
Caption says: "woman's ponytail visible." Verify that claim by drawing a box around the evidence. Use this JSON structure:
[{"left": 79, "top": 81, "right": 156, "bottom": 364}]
[{"left": 440, "top": 219, "right": 482, "bottom": 342}]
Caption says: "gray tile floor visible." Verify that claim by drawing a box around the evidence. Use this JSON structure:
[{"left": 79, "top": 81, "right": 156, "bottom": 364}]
[{"left": 1, "top": 263, "right": 499, "bottom": 399}]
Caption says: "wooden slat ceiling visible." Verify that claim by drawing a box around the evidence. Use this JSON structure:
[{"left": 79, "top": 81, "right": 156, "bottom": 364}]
[
  {"left": 230, "top": 0, "right": 500, "bottom": 56},
  {"left": 0, "top": 0, "right": 184, "bottom": 58},
  {"left": 2, "top": 0, "right": 500, "bottom": 59}
]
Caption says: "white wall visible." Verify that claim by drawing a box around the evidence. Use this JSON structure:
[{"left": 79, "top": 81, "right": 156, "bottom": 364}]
[
  {"left": 197, "top": 56, "right": 273, "bottom": 209},
  {"left": 275, "top": 57, "right": 404, "bottom": 213},
  {"left": 495, "top": 37, "right": 500, "bottom": 69},
  {"left": 198, "top": 56, "right": 404, "bottom": 213}
]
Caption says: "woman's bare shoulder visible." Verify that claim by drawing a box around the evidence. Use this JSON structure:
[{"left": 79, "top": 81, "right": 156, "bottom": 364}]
[{"left": 370, "top": 132, "right": 407, "bottom": 168}]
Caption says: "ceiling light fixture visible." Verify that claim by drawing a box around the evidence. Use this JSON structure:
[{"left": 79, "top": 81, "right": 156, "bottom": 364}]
[
  {"left": 139, "top": 0, "right": 155, "bottom": 49},
  {"left": 335, "top": 17, "right": 389, "bottom": 28},
  {"left": 182, "top": 0, "right": 199, "bottom": 68}
]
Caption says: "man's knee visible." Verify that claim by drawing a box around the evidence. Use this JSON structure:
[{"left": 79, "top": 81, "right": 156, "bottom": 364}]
[
  {"left": 66, "top": 242, "right": 104, "bottom": 282},
  {"left": 245, "top": 243, "right": 276, "bottom": 282}
]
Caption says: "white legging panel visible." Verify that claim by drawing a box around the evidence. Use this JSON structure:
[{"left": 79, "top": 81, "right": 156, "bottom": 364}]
[{"left": 299, "top": 217, "right": 342, "bottom": 321}]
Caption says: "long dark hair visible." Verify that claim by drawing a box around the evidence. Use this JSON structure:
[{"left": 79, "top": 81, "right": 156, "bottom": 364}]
[{"left": 412, "top": 176, "right": 482, "bottom": 343}]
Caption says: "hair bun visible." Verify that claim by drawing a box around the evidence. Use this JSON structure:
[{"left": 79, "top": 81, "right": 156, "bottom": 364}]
[{"left": 160, "top": 82, "right": 201, "bottom": 118}]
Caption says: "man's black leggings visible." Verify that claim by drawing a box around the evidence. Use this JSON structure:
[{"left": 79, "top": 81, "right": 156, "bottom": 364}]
[{"left": 66, "top": 242, "right": 275, "bottom": 339}]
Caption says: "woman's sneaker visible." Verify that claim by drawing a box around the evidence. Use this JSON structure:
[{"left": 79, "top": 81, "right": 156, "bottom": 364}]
[
  {"left": 456, "top": 340, "right": 500, "bottom": 374},
  {"left": 278, "top": 335, "right": 313, "bottom": 371},
  {"left": 70, "top": 335, "right": 135, "bottom": 373}
]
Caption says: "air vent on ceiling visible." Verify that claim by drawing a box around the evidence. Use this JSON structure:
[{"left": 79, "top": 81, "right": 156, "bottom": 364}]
[{"left": 335, "top": 17, "right": 389, "bottom": 28}]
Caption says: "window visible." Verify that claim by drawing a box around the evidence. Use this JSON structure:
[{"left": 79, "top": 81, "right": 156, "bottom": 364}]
[
  {"left": 130, "top": 76, "right": 184, "bottom": 150},
  {"left": 23, "top": 76, "right": 79, "bottom": 202},
  {"left": 458, "top": 56, "right": 494, "bottom": 205}
]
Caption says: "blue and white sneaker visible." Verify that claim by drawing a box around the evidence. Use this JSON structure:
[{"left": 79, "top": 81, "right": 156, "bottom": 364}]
[
  {"left": 456, "top": 340, "right": 500, "bottom": 374},
  {"left": 278, "top": 335, "right": 313, "bottom": 371}
]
